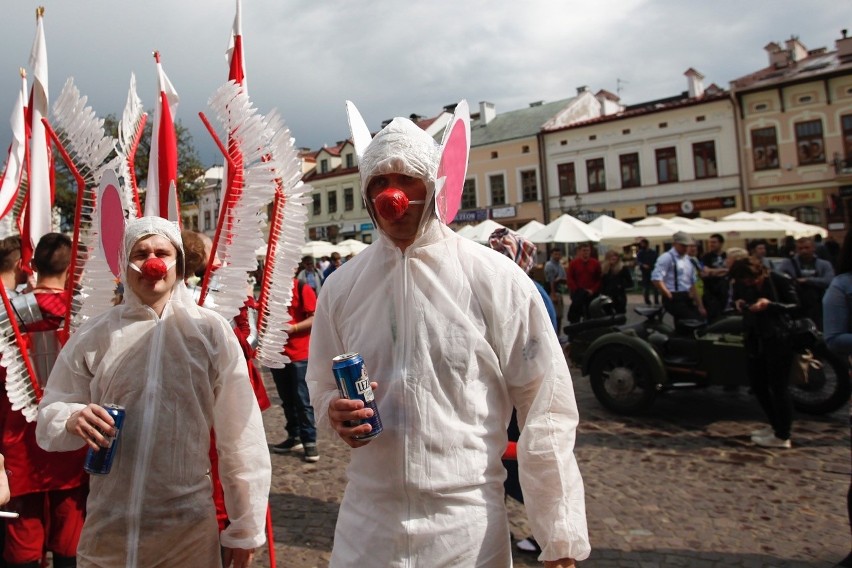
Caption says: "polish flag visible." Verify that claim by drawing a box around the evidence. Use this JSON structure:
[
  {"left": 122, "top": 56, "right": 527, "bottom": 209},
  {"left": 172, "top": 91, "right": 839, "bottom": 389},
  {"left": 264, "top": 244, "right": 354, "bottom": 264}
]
[
  {"left": 144, "top": 51, "right": 179, "bottom": 220},
  {"left": 23, "top": 7, "right": 52, "bottom": 266},
  {"left": 0, "top": 70, "right": 28, "bottom": 222},
  {"left": 223, "top": 0, "right": 246, "bottom": 230}
]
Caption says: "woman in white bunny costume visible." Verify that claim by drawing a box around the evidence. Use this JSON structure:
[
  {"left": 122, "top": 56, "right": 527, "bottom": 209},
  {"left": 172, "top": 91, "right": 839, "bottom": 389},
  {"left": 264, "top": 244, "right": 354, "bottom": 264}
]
[
  {"left": 36, "top": 216, "right": 271, "bottom": 568},
  {"left": 307, "top": 102, "right": 590, "bottom": 567}
]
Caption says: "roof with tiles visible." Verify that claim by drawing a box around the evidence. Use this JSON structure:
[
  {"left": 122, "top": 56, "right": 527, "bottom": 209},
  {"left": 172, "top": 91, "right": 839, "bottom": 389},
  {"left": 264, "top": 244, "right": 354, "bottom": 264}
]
[
  {"left": 469, "top": 98, "right": 578, "bottom": 146},
  {"left": 731, "top": 45, "right": 852, "bottom": 92},
  {"left": 544, "top": 87, "right": 729, "bottom": 134}
]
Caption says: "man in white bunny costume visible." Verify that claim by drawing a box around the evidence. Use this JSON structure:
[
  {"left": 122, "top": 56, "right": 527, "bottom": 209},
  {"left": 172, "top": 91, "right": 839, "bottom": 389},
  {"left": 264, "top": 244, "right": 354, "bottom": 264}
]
[
  {"left": 36, "top": 216, "right": 270, "bottom": 568},
  {"left": 307, "top": 102, "right": 590, "bottom": 567}
]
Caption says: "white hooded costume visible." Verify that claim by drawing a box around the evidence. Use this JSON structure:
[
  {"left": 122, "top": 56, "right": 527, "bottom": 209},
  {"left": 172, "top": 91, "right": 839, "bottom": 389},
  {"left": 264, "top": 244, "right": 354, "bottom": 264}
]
[
  {"left": 307, "top": 107, "right": 590, "bottom": 566},
  {"left": 36, "top": 217, "right": 271, "bottom": 568}
]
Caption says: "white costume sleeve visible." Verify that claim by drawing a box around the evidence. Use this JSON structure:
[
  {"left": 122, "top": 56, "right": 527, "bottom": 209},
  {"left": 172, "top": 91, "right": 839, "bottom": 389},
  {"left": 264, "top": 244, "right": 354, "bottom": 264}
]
[
  {"left": 212, "top": 317, "right": 272, "bottom": 550},
  {"left": 503, "top": 286, "right": 591, "bottom": 562},
  {"left": 306, "top": 293, "right": 345, "bottom": 433},
  {"left": 36, "top": 330, "right": 95, "bottom": 452}
]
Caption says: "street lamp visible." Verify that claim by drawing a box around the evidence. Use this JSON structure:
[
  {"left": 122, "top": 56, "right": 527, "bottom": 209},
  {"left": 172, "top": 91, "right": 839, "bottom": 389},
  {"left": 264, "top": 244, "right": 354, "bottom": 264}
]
[{"left": 560, "top": 194, "right": 583, "bottom": 216}]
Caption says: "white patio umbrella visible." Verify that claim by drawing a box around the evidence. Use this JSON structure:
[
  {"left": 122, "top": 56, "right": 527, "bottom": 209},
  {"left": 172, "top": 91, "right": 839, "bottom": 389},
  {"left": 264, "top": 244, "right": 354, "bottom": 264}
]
[
  {"left": 301, "top": 240, "right": 341, "bottom": 258},
  {"left": 336, "top": 238, "right": 369, "bottom": 256},
  {"left": 516, "top": 220, "right": 546, "bottom": 238},
  {"left": 455, "top": 224, "right": 478, "bottom": 238},
  {"left": 465, "top": 219, "right": 507, "bottom": 244},
  {"left": 587, "top": 214, "right": 632, "bottom": 237},
  {"left": 600, "top": 216, "right": 689, "bottom": 246},
  {"left": 528, "top": 214, "right": 601, "bottom": 244}
]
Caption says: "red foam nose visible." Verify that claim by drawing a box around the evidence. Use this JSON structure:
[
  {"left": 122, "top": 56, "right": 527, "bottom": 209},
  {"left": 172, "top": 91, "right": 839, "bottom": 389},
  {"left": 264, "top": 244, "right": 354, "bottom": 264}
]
[
  {"left": 374, "top": 188, "right": 409, "bottom": 221},
  {"left": 140, "top": 257, "right": 168, "bottom": 281}
]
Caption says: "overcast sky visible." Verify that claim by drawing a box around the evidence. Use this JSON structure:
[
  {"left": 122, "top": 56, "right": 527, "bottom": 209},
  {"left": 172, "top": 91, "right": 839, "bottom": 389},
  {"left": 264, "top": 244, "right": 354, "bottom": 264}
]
[{"left": 0, "top": 1, "right": 848, "bottom": 166}]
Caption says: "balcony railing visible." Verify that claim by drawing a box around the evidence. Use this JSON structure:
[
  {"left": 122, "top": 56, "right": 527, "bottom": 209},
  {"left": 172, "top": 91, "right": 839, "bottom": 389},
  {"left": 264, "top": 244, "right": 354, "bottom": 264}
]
[{"left": 833, "top": 154, "right": 852, "bottom": 175}]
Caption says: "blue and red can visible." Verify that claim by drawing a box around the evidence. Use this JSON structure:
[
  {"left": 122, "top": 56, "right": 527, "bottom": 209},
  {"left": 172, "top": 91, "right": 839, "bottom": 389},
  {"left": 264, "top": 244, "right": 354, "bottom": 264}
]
[
  {"left": 83, "top": 404, "right": 125, "bottom": 475},
  {"left": 332, "top": 352, "right": 383, "bottom": 440}
]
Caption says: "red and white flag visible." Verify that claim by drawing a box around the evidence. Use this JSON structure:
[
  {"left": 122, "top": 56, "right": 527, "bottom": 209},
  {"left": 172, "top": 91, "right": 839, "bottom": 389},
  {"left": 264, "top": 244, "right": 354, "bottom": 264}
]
[
  {"left": 23, "top": 7, "right": 52, "bottom": 264},
  {"left": 0, "top": 70, "right": 28, "bottom": 222},
  {"left": 144, "top": 51, "right": 179, "bottom": 220},
  {"left": 223, "top": 0, "right": 246, "bottom": 234}
]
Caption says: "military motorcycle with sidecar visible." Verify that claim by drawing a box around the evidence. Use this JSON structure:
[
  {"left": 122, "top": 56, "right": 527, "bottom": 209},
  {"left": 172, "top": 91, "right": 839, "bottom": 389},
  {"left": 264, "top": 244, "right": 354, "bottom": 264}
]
[{"left": 564, "top": 297, "right": 851, "bottom": 415}]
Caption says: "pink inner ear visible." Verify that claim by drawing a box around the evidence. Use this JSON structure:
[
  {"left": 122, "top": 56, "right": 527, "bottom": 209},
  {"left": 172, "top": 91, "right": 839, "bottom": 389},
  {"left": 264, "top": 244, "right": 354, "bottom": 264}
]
[
  {"left": 100, "top": 184, "right": 124, "bottom": 277},
  {"left": 436, "top": 120, "right": 468, "bottom": 224}
]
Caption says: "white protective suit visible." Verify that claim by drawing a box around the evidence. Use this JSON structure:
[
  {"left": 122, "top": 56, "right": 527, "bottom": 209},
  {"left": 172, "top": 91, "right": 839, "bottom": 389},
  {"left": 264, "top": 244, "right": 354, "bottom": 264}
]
[
  {"left": 307, "top": 114, "right": 590, "bottom": 566},
  {"left": 36, "top": 217, "right": 271, "bottom": 568}
]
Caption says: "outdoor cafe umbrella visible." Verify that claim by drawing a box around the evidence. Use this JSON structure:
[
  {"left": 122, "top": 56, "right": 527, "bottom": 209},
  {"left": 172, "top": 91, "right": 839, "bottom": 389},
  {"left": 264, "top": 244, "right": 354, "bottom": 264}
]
[
  {"left": 464, "top": 219, "right": 507, "bottom": 244},
  {"left": 335, "top": 238, "right": 369, "bottom": 256},
  {"left": 516, "top": 219, "right": 546, "bottom": 238},
  {"left": 528, "top": 214, "right": 601, "bottom": 244},
  {"left": 587, "top": 214, "right": 632, "bottom": 238},
  {"left": 301, "top": 240, "right": 342, "bottom": 258}
]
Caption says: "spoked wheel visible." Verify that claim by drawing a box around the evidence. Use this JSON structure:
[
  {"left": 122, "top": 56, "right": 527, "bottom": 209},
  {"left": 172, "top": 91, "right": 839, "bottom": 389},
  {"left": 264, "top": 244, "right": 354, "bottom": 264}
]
[
  {"left": 589, "top": 345, "right": 657, "bottom": 414},
  {"left": 790, "top": 345, "right": 851, "bottom": 415}
]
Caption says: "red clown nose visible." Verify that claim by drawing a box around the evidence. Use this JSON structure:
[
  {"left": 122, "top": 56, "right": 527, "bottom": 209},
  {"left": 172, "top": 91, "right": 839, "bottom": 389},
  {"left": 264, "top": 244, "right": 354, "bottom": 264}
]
[
  {"left": 374, "top": 188, "right": 410, "bottom": 221},
  {"left": 139, "top": 257, "right": 169, "bottom": 282}
]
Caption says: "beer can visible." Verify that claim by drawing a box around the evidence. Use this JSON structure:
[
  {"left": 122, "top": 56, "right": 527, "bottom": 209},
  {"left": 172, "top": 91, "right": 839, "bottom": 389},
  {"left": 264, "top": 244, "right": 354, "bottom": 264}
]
[
  {"left": 332, "top": 352, "right": 383, "bottom": 440},
  {"left": 83, "top": 404, "right": 126, "bottom": 475}
]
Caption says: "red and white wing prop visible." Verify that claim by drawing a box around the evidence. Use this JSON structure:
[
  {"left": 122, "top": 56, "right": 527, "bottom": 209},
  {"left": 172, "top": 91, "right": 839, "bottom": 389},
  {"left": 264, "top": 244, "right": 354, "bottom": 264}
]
[
  {"left": 0, "top": 285, "right": 41, "bottom": 422},
  {"left": 435, "top": 100, "right": 470, "bottom": 224},
  {"left": 254, "top": 112, "right": 311, "bottom": 368},
  {"left": 203, "top": 82, "right": 281, "bottom": 323},
  {"left": 49, "top": 78, "right": 119, "bottom": 332},
  {"left": 117, "top": 73, "right": 146, "bottom": 219}
]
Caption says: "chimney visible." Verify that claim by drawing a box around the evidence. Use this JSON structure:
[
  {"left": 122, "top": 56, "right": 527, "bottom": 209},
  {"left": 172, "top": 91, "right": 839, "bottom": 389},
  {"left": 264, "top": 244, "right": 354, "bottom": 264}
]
[
  {"left": 684, "top": 68, "right": 705, "bottom": 98},
  {"left": 837, "top": 29, "right": 852, "bottom": 60},
  {"left": 785, "top": 35, "right": 808, "bottom": 63},
  {"left": 576, "top": 85, "right": 589, "bottom": 95},
  {"left": 595, "top": 89, "right": 622, "bottom": 116},
  {"left": 765, "top": 41, "right": 788, "bottom": 68},
  {"left": 479, "top": 101, "right": 496, "bottom": 125}
]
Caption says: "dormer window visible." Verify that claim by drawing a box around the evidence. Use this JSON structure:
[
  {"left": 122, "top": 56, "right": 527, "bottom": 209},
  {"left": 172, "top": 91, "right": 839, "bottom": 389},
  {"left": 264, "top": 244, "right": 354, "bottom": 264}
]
[
  {"left": 320, "top": 159, "right": 329, "bottom": 173},
  {"left": 346, "top": 154, "right": 354, "bottom": 168}
]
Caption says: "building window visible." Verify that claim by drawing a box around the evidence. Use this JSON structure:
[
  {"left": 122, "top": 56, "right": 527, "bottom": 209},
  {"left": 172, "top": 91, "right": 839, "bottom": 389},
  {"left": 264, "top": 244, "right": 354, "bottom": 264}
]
[
  {"left": 792, "top": 205, "right": 820, "bottom": 225},
  {"left": 692, "top": 141, "right": 718, "bottom": 179},
  {"left": 795, "top": 119, "right": 825, "bottom": 165},
  {"left": 696, "top": 116, "right": 706, "bottom": 122},
  {"left": 327, "top": 190, "right": 337, "bottom": 214},
  {"left": 489, "top": 174, "right": 506, "bottom": 205},
  {"left": 754, "top": 103, "right": 769, "bottom": 111},
  {"left": 204, "top": 211, "right": 211, "bottom": 231},
  {"left": 619, "top": 153, "right": 641, "bottom": 188},
  {"left": 655, "top": 147, "right": 678, "bottom": 183},
  {"left": 842, "top": 114, "right": 852, "bottom": 160},
  {"left": 622, "top": 129, "right": 631, "bottom": 135},
  {"left": 797, "top": 95, "right": 813, "bottom": 104},
  {"left": 751, "top": 127, "right": 779, "bottom": 170},
  {"left": 461, "top": 178, "right": 476, "bottom": 209},
  {"left": 522, "top": 145, "right": 530, "bottom": 154},
  {"left": 659, "top": 122, "right": 668, "bottom": 129},
  {"left": 344, "top": 187, "right": 354, "bottom": 211},
  {"left": 557, "top": 163, "right": 576, "bottom": 196},
  {"left": 586, "top": 158, "right": 606, "bottom": 192},
  {"left": 589, "top": 135, "right": 597, "bottom": 141},
  {"left": 521, "top": 170, "right": 538, "bottom": 202},
  {"left": 491, "top": 151, "right": 499, "bottom": 159},
  {"left": 346, "top": 154, "right": 354, "bottom": 168},
  {"left": 320, "top": 158, "right": 329, "bottom": 173},
  {"left": 312, "top": 194, "right": 321, "bottom": 216}
]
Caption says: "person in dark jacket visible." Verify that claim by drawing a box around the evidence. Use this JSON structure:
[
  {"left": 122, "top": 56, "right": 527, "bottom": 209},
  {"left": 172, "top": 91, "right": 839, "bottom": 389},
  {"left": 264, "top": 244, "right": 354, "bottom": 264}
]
[
  {"left": 729, "top": 256, "right": 801, "bottom": 449},
  {"left": 600, "top": 249, "right": 633, "bottom": 314}
]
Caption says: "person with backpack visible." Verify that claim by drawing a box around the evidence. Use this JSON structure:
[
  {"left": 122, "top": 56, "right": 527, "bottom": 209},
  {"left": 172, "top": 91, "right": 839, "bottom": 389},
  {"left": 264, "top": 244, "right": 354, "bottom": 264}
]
[
  {"left": 776, "top": 237, "right": 834, "bottom": 329},
  {"left": 270, "top": 277, "right": 320, "bottom": 462}
]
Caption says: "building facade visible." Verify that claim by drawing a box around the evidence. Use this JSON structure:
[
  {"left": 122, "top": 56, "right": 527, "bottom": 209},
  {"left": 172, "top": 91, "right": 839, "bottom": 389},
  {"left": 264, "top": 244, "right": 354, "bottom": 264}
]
[{"left": 731, "top": 32, "right": 852, "bottom": 236}]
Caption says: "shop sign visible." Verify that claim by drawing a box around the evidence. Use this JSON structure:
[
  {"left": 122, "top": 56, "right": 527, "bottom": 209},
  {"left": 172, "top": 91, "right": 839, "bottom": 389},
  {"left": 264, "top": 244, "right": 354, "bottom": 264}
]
[
  {"left": 646, "top": 196, "right": 736, "bottom": 216},
  {"left": 491, "top": 205, "right": 517, "bottom": 219},
  {"left": 359, "top": 223, "right": 374, "bottom": 231},
  {"left": 453, "top": 209, "right": 489, "bottom": 223},
  {"left": 751, "top": 189, "right": 823, "bottom": 208}
]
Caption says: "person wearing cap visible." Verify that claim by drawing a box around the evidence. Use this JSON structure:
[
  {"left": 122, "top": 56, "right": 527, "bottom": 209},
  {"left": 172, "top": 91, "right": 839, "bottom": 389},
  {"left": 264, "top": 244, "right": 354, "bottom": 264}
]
[
  {"left": 36, "top": 217, "right": 271, "bottom": 568},
  {"left": 651, "top": 231, "right": 706, "bottom": 322},
  {"left": 307, "top": 105, "right": 590, "bottom": 567}
]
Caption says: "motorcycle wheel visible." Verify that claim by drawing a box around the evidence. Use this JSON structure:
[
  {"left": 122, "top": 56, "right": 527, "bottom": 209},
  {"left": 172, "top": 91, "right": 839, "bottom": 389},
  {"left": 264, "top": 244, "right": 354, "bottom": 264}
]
[
  {"left": 789, "top": 344, "right": 851, "bottom": 415},
  {"left": 589, "top": 345, "right": 657, "bottom": 414}
]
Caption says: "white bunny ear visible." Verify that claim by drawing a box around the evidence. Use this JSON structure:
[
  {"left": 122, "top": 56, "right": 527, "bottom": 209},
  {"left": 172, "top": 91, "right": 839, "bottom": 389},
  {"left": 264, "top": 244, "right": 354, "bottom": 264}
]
[
  {"left": 435, "top": 100, "right": 471, "bottom": 224},
  {"left": 345, "top": 100, "right": 373, "bottom": 160}
]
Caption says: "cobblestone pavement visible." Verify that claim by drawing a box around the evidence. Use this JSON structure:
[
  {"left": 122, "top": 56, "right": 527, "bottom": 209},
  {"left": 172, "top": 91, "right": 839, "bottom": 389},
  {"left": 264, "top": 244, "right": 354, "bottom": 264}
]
[{"left": 255, "top": 295, "right": 851, "bottom": 567}]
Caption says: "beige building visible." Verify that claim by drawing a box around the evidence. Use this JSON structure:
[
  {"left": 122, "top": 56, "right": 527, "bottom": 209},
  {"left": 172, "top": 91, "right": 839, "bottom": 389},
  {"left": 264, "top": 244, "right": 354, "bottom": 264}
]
[
  {"left": 454, "top": 97, "right": 582, "bottom": 231},
  {"left": 731, "top": 32, "right": 852, "bottom": 236},
  {"left": 541, "top": 72, "right": 742, "bottom": 226}
]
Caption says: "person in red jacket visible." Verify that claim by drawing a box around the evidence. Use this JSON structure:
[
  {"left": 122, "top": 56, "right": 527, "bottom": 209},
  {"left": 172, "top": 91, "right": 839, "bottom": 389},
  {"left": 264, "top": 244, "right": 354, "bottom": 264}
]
[
  {"left": 566, "top": 242, "right": 602, "bottom": 324},
  {"left": 0, "top": 233, "right": 86, "bottom": 568}
]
